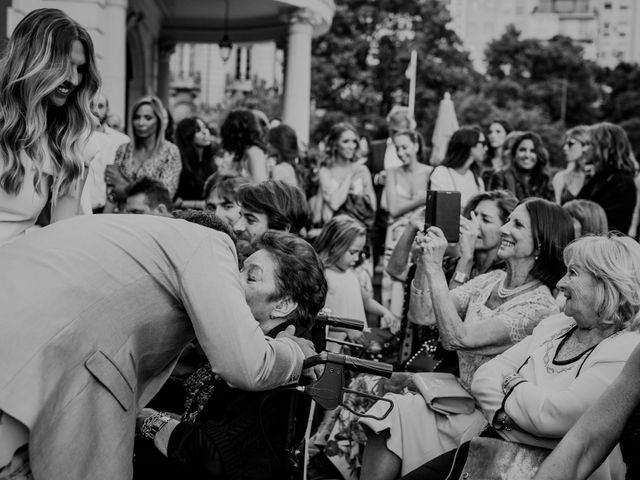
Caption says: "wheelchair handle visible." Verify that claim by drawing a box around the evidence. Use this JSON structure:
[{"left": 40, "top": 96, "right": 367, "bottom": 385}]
[
  {"left": 314, "top": 312, "right": 366, "bottom": 331},
  {"left": 303, "top": 352, "right": 393, "bottom": 378}
]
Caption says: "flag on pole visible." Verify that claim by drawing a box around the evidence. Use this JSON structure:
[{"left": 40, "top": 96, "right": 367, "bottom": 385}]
[{"left": 405, "top": 50, "right": 417, "bottom": 122}]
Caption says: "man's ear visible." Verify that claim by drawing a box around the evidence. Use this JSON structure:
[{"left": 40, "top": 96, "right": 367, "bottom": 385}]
[
  {"left": 154, "top": 204, "right": 170, "bottom": 216},
  {"left": 270, "top": 297, "right": 297, "bottom": 318}
]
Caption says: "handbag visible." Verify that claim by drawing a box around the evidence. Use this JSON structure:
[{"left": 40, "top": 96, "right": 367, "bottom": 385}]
[
  {"left": 337, "top": 193, "right": 375, "bottom": 229},
  {"left": 450, "top": 437, "right": 550, "bottom": 480}
]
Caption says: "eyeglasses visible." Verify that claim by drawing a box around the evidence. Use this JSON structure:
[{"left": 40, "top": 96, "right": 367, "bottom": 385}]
[{"left": 565, "top": 138, "right": 581, "bottom": 147}]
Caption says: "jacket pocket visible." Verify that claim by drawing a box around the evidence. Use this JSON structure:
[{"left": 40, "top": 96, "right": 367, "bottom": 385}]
[{"left": 85, "top": 350, "right": 134, "bottom": 411}]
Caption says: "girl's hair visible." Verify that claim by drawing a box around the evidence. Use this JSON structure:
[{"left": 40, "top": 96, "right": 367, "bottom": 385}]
[
  {"left": 129, "top": 96, "right": 168, "bottom": 157},
  {"left": 587, "top": 122, "right": 637, "bottom": 175},
  {"left": 392, "top": 129, "right": 427, "bottom": 164},
  {"left": 323, "top": 122, "right": 359, "bottom": 167},
  {"left": 0, "top": 8, "right": 100, "bottom": 200},
  {"left": 486, "top": 119, "right": 512, "bottom": 161},
  {"left": 313, "top": 214, "right": 366, "bottom": 268},
  {"left": 510, "top": 131, "right": 550, "bottom": 192},
  {"left": 220, "top": 108, "right": 267, "bottom": 162},
  {"left": 562, "top": 199, "right": 609, "bottom": 236},
  {"left": 175, "top": 116, "right": 214, "bottom": 176},
  {"left": 442, "top": 126, "right": 484, "bottom": 186},
  {"left": 522, "top": 197, "right": 575, "bottom": 289},
  {"left": 463, "top": 189, "right": 518, "bottom": 223}
]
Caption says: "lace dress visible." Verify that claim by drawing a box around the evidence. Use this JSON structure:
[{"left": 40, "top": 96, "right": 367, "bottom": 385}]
[
  {"left": 114, "top": 141, "right": 181, "bottom": 198},
  {"left": 358, "top": 270, "right": 559, "bottom": 476}
]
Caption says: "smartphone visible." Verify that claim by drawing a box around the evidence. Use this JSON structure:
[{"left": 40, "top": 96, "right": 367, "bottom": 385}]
[{"left": 424, "top": 190, "right": 461, "bottom": 243}]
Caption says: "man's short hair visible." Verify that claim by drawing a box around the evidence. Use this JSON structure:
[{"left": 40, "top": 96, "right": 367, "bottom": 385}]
[
  {"left": 237, "top": 180, "right": 310, "bottom": 234},
  {"left": 173, "top": 209, "right": 237, "bottom": 244},
  {"left": 126, "top": 177, "right": 173, "bottom": 211},
  {"left": 203, "top": 172, "right": 250, "bottom": 202},
  {"left": 256, "top": 230, "right": 327, "bottom": 329}
]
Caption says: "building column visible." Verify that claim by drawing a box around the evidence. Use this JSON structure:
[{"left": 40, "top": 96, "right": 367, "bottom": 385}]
[
  {"left": 104, "top": 0, "right": 128, "bottom": 122},
  {"left": 157, "top": 38, "right": 176, "bottom": 108},
  {"left": 282, "top": 9, "right": 315, "bottom": 146}
]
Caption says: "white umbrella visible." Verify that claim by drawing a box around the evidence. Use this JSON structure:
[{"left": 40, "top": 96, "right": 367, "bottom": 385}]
[{"left": 429, "top": 92, "right": 459, "bottom": 166}]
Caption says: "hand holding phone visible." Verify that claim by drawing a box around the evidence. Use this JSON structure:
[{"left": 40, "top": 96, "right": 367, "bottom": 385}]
[
  {"left": 424, "top": 190, "right": 461, "bottom": 243},
  {"left": 416, "top": 227, "right": 449, "bottom": 267}
]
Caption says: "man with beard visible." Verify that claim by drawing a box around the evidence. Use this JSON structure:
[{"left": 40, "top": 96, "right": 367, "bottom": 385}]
[{"left": 233, "top": 180, "right": 310, "bottom": 258}]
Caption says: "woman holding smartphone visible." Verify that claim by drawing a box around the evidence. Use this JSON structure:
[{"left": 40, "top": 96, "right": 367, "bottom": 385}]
[{"left": 359, "top": 198, "right": 574, "bottom": 479}]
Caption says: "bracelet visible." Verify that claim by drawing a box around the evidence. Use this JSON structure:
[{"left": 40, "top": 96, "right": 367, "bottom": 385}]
[
  {"left": 410, "top": 279, "right": 425, "bottom": 296},
  {"left": 502, "top": 373, "right": 524, "bottom": 394},
  {"left": 452, "top": 271, "right": 469, "bottom": 284},
  {"left": 139, "top": 411, "right": 172, "bottom": 441}
]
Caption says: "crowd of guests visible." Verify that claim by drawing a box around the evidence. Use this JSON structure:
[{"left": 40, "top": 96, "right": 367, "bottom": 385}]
[{"left": 2, "top": 7, "right": 640, "bottom": 480}]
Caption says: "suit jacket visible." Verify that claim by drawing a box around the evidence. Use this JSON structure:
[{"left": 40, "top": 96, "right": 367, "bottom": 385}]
[{"left": 0, "top": 214, "right": 303, "bottom": 480}]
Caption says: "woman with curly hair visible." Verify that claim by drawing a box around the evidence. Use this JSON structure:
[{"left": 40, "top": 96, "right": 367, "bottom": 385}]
[
  {"left": 104, "top": 96, "right": 181, "bottom": 211},
  {"left": 0, "top": 8, "right": 100, "bottom": 246},
  {"left": 488, "top": 131, "right": 553, "bottom": 201},
  {"left": 219, "top": 108, "right": 269, "bottom": 183}
]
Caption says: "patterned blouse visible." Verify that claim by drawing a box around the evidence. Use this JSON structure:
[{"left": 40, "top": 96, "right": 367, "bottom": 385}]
[
  {"left": 114, "top": 140, "right": 182, "bottom": 197},
  {"left": 410, "top": 269, "right": 558, "bottom": 390}
]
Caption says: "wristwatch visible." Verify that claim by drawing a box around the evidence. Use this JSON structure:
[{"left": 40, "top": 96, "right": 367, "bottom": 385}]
[
  {"left": 493, "top": 409, "right": 514, "bottom": 431},
  {"left": 452, "top": 271, "right": 469, "bottom": 284},
  {"left": 139, "top": 411, "right": 172, "bottom": 441}
]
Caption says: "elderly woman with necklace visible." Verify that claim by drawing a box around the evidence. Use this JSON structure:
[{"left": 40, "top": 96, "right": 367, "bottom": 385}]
[
  {"left": 402, "top": 233, "right": 640, "bottom": 480},
  {"left": 359, "top": 198, "right": 575, "bottom": 479}
]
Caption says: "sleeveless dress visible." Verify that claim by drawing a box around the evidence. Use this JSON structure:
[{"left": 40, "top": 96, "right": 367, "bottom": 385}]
[{"left": 0, "top": 153, "right": 54, "bottom": 247}]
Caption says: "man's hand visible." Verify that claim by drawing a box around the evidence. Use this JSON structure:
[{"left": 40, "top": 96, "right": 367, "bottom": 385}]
[{"left": 277, "top": 325, "right": 323, "bottom": 382}]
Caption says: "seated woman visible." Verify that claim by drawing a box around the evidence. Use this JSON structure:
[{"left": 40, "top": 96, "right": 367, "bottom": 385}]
[
  {"left": 402, "top": 234, "right": 640, "bottom": 480},
  {"left": 133, "top": 231, "right": 327, "bottom": 480},
  {"left": 392, "top": 190, "right": 519, "bottom": 368},
  {"left": 533, "top": 337, "right": 640, "bottom": 480},
  {"left": 359, "top": 198, "right": 575, "bottom": 479}
]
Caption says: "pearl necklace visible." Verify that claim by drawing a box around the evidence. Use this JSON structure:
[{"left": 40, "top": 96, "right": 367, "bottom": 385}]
[{"left": 497, "top": 277, "right": 540, "bottom": 299}]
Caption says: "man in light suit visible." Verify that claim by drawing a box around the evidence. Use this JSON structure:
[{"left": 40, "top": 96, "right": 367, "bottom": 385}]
[{"left": 0, "top": 214, "right": 313, "bottom": 479}]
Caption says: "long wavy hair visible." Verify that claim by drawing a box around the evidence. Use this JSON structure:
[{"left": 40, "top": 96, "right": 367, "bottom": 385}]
[
  {"left": 588, "top": 122, "right": 637, "bottom": 175},
  {"left": 0, "top": 8, "right": 100, "bottom": 200},
  {"left": 220, "top": 108, "right": 266, "bottom": 163},
  {"left": 128, "top": 96, "right": 168, "bottom": 157}
]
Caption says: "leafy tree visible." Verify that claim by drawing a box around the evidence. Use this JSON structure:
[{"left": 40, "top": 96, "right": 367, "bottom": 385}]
[
  {"left": 484, "top": 26, "right": 601, "bottom": 127},
  {"left": 311, "top": 0, "right": 479, "bottom": 141}
]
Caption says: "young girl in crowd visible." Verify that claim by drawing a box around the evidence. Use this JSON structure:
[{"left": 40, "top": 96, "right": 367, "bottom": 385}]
[{"left": 314, "top": 215, "right": 398, "bottom": 344}]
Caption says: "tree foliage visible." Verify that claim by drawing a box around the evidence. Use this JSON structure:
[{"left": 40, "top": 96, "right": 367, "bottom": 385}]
[
  {"left": 311, "top": 0, "right": 479, "bottom": 140},
  {"left": 484, "top": 25, "right": 601, "bottom": 127}
]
